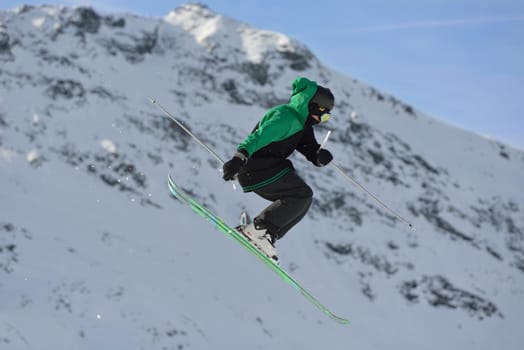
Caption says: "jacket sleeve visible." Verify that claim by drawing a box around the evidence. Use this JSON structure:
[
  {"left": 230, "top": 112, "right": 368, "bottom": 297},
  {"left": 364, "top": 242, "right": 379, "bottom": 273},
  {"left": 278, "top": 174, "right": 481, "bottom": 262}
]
[
  {"left": 237, "top": 110, "right": 292, "bottom": 156},
  {"left": 296, "top": 125, "right": 321, "bottom": 165}
]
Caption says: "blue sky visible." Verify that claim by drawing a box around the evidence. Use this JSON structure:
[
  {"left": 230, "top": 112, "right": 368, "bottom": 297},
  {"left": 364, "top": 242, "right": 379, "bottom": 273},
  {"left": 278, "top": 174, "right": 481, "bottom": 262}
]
[{"left": 2, "top": 0, "right": 523, "bottom": 150}]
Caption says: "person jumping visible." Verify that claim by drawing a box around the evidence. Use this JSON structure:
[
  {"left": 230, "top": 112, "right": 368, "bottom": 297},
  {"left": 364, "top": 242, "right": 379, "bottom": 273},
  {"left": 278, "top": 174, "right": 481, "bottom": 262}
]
[{"left": 222, "top": 77, "right": 335, "bottom": 264}]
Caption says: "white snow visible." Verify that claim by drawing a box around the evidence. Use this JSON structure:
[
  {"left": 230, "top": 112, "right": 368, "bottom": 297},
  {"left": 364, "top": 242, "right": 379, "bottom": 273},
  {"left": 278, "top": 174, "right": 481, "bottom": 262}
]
[
  {"left": 100, "top": 139, "right": 117, "bottom": 154},
  {"left": 31, "top": 17, "right": 45, "bottom": 27},
  {"left": 26, "top": 149, "right": 39, "bottom": 163},
  {"left": 0, "top": 3, "right": 523, "bottom": 350},
  {"left": 0, "top": 147, "right": 16, "bottom": 161}
]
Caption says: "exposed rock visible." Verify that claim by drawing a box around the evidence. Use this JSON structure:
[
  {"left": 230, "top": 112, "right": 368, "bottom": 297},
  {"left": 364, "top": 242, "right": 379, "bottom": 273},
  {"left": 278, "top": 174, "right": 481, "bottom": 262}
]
[
  {"left": 70, "top": 7, "right": 101, "bottom": 34},
  {"left": 103, "top": 16, "right": 125, "bottom": 28},
  {"left": 45, "top": 79, "right": 86, "bottom": 100},
  {"left": 399, "top": 275, "right": 502, "bottom": 320},
  {"left": 98, "top": 27, "right": 159, "bottom": 63},
  {"left": 279, "top": 47, "right": 313, "bottom": 71},
  {"left": 0, "top": 24, "right": 14, "bottom": 61},
  {"left": 324, "top": 241, "right": 399, "bottom": 276},
  {"left": 241, "top": 62, "right": 269, "bottom": 85}
]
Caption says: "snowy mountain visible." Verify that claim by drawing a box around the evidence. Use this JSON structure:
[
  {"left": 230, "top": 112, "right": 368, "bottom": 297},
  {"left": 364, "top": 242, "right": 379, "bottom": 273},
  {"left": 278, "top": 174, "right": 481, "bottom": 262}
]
[{"left": 1, "top": 3, "right": 523, "bottom": 349}]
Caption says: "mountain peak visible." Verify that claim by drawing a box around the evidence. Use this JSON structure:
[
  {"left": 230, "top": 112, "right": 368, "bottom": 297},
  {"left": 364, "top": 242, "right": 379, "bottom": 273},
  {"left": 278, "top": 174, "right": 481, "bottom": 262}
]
[
  {"left": 164, "top": 2, "right": 242, "bottom": 46},
  {"left": 164, "top": 2, "right": 313, "bottom": 67},
  {"left": 165, "top": 2, "right": 222, "bottom": 29},
  {"left": 1, "top": 3, "right": 522, "bottom": 349},
  {"left": 171, "top": 2, "right": 217, "bottom": 17}
]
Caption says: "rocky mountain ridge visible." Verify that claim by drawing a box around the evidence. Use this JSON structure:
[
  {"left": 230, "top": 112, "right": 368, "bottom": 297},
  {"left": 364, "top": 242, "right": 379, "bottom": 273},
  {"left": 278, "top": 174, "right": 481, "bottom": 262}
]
[{"left": 1, "top": 3, "right": 523, "bottom": 349}]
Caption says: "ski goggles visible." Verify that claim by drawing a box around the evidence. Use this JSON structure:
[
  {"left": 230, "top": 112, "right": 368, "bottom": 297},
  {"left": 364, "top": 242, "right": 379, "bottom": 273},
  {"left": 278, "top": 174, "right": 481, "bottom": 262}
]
[{"left": 318, "top": 106, "right": 331, "bottom": 123}]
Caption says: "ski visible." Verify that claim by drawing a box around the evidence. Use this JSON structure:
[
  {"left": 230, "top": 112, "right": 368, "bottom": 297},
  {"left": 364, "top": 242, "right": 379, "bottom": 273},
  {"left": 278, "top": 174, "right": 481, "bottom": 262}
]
[{"left": 167, "top": 174, "right": 349, "bottom": 325}]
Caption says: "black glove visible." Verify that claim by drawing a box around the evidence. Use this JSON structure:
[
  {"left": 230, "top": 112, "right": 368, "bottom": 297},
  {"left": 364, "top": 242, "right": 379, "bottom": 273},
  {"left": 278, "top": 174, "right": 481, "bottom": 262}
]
[
  {"left": 222, "top": 151, "right": 248, "bottom": 181},
  {"left": 315, "top": 148, "right": 333, "bottom": 166}
]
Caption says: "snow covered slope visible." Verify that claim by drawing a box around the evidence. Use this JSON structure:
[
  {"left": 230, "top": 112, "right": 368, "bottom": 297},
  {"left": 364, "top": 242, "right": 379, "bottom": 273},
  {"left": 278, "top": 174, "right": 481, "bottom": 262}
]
[{"left": 1, "top": 3, "right": 523, "bottom": 349}]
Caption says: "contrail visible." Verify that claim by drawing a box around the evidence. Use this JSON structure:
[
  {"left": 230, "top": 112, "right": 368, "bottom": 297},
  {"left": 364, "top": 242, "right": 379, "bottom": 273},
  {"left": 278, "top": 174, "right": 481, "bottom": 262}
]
[{"left": 351, "top": 15, "right": 524, "bottom": 33}]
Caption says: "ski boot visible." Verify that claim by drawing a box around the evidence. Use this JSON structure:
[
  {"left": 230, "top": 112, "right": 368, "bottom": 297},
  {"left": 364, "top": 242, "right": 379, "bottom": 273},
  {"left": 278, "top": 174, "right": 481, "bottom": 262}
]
[{"left": 236, "top": 223, "right": 279, "bottom": 265}]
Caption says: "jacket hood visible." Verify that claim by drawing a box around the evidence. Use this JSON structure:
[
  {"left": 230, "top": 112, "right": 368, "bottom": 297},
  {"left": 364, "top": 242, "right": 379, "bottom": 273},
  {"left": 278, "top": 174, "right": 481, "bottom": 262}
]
[{"left": 288, "top": 77, "right": 318, "bottom": 124}]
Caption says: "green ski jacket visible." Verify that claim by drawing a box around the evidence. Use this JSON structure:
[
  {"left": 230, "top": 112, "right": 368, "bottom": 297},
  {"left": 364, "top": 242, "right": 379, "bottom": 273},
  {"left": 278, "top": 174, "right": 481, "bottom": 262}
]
[{"left": 237, "top": 77, "right": 323, "bottom": 192}]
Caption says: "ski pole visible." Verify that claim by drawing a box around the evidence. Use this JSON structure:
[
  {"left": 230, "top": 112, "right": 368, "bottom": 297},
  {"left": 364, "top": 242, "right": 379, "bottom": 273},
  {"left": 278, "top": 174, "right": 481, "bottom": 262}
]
[
  {"left": 321, "top": 131, "right": 414, "bottom": 229},
  {"left": 149, "top": 97, "right": 226, "bottom": 165},
  {"left": 331, "top": 163, "right": 414, "bottom": 229},
  {"left": 320, "top": 130, "right": 332, "bottom": 149},
  {"left": 149, "top": 98, "right": 240, "bottom": 190}
]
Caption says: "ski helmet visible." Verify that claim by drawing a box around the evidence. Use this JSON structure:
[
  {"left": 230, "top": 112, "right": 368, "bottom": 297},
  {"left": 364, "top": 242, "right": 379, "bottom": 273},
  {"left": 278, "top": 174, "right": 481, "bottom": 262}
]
[
  {"left": 311, "top": 85, "right": 334, "bottom": 110},
  {"left": 309, "top": 85, "right": 334, "bottom": 122}
]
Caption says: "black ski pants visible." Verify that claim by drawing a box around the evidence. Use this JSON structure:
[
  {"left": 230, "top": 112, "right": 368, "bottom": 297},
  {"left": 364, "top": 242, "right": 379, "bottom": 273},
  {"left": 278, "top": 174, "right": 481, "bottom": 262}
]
[{"left": 253, "top": 171, "right": 313, "bottom": 241}]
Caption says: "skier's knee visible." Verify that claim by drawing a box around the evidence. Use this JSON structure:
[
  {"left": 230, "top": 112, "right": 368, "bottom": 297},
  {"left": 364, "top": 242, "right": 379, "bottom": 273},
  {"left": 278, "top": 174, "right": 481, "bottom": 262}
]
[
  {"left": 303, "top": 185, "right": 313, "bottom": 205},
  {"left": 299, "top": 186, "right": 313, "bottom": 213},
  {"left": 304, "top": 193, "right": 313, "bottom": 211},
  {"left": 303, "top": 185, "right": 313, "bottom": 200}
]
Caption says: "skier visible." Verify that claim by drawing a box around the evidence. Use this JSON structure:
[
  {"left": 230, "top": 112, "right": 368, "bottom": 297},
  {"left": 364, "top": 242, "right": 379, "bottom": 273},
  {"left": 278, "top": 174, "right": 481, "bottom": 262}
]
[{"left": 222, "top": 77, "right": 335, "bottom": 263}]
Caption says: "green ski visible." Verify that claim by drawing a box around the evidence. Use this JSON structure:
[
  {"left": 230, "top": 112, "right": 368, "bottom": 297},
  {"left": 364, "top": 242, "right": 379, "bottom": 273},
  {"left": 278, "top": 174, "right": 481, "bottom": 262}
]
[{"left": 167, "top": 174, "right": 349, "bottom": 325}]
